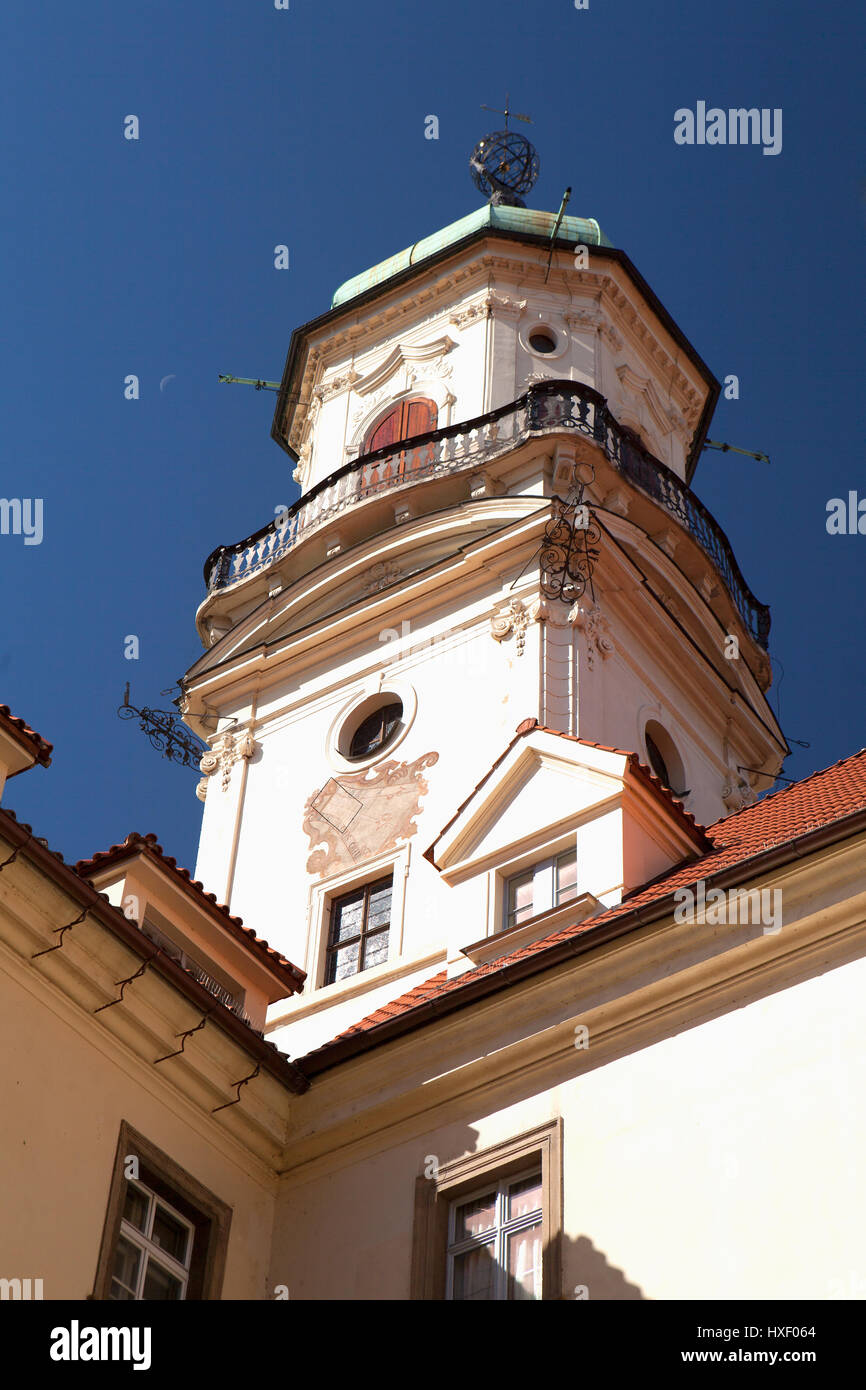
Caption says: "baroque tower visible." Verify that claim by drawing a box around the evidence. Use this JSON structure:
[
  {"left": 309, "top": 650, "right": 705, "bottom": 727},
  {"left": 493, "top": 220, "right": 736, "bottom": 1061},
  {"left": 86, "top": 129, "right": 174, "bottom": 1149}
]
[{"left": 182, "top": 190, "right": 786, "bottom": 1056}]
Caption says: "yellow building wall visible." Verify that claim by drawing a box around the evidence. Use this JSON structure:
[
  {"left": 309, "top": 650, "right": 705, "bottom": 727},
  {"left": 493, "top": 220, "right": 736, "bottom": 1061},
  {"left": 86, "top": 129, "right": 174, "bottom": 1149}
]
[{"left": 0, "top": 963, "right": 277, "bottom": 1300}]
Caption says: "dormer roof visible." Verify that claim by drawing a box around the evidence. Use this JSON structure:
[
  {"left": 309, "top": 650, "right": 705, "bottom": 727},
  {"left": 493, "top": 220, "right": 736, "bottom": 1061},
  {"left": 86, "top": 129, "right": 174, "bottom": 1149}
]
[
  {"left": 0, "top": 702, "right": 53, "bottom": 779},
  {"left": 424, "top": 718, "right": 711, "bottom": 878},
  {"left": 75, "top": 832, "right": 305, "bottom": 1003}
]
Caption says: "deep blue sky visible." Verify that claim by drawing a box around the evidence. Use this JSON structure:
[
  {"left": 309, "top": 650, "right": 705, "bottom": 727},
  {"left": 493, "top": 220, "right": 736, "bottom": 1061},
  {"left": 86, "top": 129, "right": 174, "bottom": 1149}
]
[{"left": 1, "top": 0, "right": 863, "bottom": 871}]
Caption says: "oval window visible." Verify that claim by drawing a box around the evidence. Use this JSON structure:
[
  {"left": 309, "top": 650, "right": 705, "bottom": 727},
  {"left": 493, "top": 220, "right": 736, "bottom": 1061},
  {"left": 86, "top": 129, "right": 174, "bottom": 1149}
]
[
  {"left": 348, "top": 700, "right": 403, "bottom": 760},
  {"left": 529, "top": 329, "right": 557, "bottom": 355}
]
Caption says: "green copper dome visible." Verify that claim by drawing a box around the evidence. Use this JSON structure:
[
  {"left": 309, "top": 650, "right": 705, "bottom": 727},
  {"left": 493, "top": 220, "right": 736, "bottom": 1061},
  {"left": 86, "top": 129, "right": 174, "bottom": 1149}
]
[{"left": 331, "top": 203, "right": 612, "bottom": 308}]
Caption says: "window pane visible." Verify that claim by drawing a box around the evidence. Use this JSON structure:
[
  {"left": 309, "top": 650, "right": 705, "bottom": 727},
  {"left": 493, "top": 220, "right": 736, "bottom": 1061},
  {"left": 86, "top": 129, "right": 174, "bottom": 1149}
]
[
  {"left": 507, "top": 1224, "right": 542, "bottom": 1300},
  {"left": 109, "top": 1236, "right": 141, "bottom": 1300},
  {"left": 508, "top": 1173, "right": 543, "bottom": 1220},
  {"left": 331, "top": 896, "right": 364, "bottom": 945},
  {"left": 367, "top": 885, "right": 392, "bottom": 928},
  {"left": 452, "top": 1244, "right": 497, "bottom": 1301},
  {"left": 455, "top": 1192, "right": 498, "bottom": 1240},
  {"left": 142, "top": 1258, "right": 184, "bottom": 1301},
  {"left": 151, "top": 1204, "right": 190, "bottom": 1266},
  {"left": 329, "top": 939, "right": 360, "bottom": 983},
  {"left": 122, "top": 1183, "right": 149, "bottom": 1233},
  {"left": 362, "top": 929, "right": 389, "bottom": 970},
  {"left": 508, "top": 872, "right": 534, "bottom": 926},
  {"left": 349, "top": 702, "right": 402, "bottom": 759},
  {"left": 555, "top": 850, "right": 578, "bottom": 904}
]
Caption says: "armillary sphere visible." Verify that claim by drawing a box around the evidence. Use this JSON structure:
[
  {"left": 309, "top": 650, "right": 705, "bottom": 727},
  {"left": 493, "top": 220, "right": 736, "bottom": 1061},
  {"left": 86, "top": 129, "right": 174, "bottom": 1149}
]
[{"left": 470, "top": 130, "right": 540, "bottom": 207}]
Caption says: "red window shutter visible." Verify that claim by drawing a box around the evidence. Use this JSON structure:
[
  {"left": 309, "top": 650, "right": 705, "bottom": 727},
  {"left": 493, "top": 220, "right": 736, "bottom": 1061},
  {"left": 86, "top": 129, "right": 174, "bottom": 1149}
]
[
  {"left": 363, "top": 398, "right": 438, "bottom": 454},
  {"left": 404, "top": 398, "right": 437, "bottom": 439},
  {"left": 364, "top": 406, "right": 404, "bottom": 455},
  {"left": 360, "top": 397, "right": 439, "bottom": 492}
]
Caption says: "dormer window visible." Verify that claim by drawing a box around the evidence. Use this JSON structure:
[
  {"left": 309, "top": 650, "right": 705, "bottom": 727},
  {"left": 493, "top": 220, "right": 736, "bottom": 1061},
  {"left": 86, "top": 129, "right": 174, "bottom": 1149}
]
[
  {"left": 141, "top": 918, "right": 248, "bottom": 1022},
  {"left": 504, "top": 849, "right": 578, "bottom": 930}
]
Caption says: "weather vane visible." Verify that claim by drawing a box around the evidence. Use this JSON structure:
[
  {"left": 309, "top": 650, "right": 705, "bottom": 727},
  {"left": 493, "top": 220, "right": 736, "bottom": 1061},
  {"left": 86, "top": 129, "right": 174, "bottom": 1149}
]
[{"left": 471, "top": 95, "right": 540, "bottom": 208}]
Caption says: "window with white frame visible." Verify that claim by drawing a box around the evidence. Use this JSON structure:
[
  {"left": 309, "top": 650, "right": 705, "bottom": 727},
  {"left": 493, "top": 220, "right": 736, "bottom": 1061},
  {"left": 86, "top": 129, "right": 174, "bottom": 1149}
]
[
  {"left": 324, "top": 874, "right": 393, "bottom": 984},
  {"left": 446, "top": 1170, "right": 543, "bottom": 1301},
  {"left": 109, "top": 1180, "right": 194, "bottom": 1301},
  {"left": 504, "top": 847, "right": 577, "bottom": 929}
]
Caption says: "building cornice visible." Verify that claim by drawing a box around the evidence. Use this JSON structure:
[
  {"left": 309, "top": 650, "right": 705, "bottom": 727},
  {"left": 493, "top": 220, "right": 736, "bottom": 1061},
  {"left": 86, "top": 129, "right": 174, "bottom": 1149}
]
[{"left": 271, "top": 228, "right": 719, "bottom": 481}]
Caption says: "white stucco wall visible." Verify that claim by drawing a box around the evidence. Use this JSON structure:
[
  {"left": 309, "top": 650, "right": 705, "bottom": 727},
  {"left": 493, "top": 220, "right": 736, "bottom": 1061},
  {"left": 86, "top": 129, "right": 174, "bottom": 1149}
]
[{"left": 268, "top": 954, "right": 866, "bottom": 1300}]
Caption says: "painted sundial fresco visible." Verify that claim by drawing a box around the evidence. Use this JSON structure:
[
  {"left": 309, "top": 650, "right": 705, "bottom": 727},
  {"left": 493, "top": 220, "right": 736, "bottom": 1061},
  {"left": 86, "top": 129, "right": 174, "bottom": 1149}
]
[{"left": 303, "top": 753, "right": 439, "bottom": 875}]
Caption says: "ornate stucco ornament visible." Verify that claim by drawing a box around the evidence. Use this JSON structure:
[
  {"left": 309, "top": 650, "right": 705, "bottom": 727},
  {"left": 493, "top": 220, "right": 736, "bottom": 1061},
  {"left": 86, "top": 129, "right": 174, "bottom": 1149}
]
[
  {"left": 315, "top": 369, "right": 361, "bottom": 403},
  {"left": 361, "top": 560, "right": 402, "bottom": 594},
  {"left": 490, "top": 597, "right": 543, "bottom": 656},
  {"left": 199, "top": 728, "right": 257, "bottom": 795},
  {"left": 722, "top": 762, "right": 756, "bottom": 814},
  {"left": 568, "top": 600, "right": 614, "bottom": 669}
]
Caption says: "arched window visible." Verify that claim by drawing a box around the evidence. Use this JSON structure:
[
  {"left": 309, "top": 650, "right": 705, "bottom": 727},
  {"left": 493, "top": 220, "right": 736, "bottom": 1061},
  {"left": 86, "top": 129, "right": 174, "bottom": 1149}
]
[
  {"left": 643, "top": 720, "right": 689, "bottom": 798},
  {"left": 363, "top": 397, "right": 437, "bottom": 455},
  {"left": 360, "top": 397, "right": 438, "bottom": 493}
]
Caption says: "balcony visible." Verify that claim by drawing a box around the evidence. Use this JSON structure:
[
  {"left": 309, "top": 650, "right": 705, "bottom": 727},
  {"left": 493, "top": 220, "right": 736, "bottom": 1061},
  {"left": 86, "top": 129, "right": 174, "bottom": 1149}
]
[{"left": 203, "top": 381, "right": 770, "bottom": 650}]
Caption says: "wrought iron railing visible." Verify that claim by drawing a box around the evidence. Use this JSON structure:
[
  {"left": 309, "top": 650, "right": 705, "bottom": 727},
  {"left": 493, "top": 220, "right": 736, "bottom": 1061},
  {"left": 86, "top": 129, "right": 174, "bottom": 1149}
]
[{"left": 204, "top": 381, "right": 770, "bottom": 649}]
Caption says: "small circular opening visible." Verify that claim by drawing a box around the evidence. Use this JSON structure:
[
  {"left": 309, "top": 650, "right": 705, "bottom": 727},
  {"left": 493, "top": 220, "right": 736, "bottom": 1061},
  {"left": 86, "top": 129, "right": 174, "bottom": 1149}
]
[
  {"left": 348, "top": 699, "right": 403, "bottom": 760},
  {"left": 529, "top": 329, "right": 557, "bottom": 355}
]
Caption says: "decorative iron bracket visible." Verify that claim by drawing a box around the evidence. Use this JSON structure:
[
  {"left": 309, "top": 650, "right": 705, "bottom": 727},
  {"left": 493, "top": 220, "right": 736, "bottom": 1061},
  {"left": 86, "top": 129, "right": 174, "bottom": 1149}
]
[
  {"left": 539, "top": 478, "right": 601, "bottom": 605},
  {"left": 118, "top": 684, "right": 208, "bottom": 769}
]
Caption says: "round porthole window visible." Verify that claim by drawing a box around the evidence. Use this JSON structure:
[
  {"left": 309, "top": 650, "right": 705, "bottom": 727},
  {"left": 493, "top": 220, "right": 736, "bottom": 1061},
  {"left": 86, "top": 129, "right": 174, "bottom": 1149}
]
[
  {"left": 347, "top": 699, "right": 403, "bottom": 760},
  {"left": 327, "top": 682, "right": 417, "bottom": 773},
  {"left": 529, "top": 328, "right": 557, "bottom": 355}
]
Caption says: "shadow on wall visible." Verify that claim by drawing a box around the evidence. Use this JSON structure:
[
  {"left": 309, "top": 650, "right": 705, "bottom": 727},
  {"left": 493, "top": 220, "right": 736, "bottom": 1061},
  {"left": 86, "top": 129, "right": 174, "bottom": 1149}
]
[
  {"left": 560, "top": 1231, "right": 645, "bottom": 1301},
  {"left": 440, "top": 1229, "right": 645, "bottom": 1301}
]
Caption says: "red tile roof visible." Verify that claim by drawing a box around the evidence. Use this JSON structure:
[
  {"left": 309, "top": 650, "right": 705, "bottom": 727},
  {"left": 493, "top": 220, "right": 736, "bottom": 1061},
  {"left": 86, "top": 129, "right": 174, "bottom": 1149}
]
[
  {"left": 300, "top": 745, "right": 866, "bottom": 1072},
  {"left": 0, "top": 704, "right": 53, "bottom": 769},
  {"left": 75, "top": 832, "right": 305, "bottom": 993}
]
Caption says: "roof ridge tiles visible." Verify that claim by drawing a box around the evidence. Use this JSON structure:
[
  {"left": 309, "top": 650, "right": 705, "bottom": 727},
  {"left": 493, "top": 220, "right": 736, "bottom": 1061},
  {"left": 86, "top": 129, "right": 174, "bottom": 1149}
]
[{"left": 0, "top": 703, "right": 53, "bottom": 767}]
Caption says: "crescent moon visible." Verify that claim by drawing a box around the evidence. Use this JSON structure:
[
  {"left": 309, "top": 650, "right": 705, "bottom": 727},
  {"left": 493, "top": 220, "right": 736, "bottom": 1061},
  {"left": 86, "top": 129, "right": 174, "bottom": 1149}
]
[{"left": 159, "top": 374, "right": 176, "bottom": 393}]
